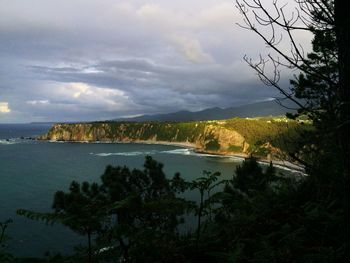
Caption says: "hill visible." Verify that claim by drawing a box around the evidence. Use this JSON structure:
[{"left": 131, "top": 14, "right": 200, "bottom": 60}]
[
  {"left": 114, "top": 100, "right": 297, "bottom": 122},
  {"left": 38, "top": 117, "right": 308, "bottom": 160}
]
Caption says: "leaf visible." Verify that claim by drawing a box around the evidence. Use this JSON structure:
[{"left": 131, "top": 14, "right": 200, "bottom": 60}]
[{"left": 16, "top": 209, "right": 64, "bottom": 225}]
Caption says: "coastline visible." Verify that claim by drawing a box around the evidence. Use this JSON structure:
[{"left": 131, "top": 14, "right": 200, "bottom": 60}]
[
  {"left": 43, "top": 138, "right": 305, "bottom": 173},
  {"left": 194, "top": 149, "right": 305, "bottom": 173}
]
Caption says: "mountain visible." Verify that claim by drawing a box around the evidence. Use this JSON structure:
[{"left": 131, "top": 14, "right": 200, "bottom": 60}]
[{"left": 114, "top": 100, "right": 297, "bottom": 122}]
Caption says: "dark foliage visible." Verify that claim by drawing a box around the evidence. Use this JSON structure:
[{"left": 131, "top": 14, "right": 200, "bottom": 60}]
[{"left": 12, "top": 0, "right": 349, "bottom": 262}]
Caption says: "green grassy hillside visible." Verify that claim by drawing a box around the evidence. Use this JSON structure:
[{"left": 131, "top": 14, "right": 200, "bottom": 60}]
[{"left": 39, "top": 117, "right": 310, "bottom": 159}]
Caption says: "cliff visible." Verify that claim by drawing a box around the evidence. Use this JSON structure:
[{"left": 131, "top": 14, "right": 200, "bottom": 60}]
[{"left": 38, "top": 117, "right": 305, "bottom": 158}]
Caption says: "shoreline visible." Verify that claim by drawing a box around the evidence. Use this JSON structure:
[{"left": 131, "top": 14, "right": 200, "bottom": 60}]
[
  {"left": 194, "top": 149, "right": 305, "bottom": 173},
  {"left": 43, "top": 138, "right": 305, "bottom": 173}
]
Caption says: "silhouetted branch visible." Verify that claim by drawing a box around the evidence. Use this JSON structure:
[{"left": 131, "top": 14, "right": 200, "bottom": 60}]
[
  {"left": 243, "top": 55, "right": 306, "bottom": 110},
  {"left": 236, "top": 0, "right": 338, "bottom": 115}
]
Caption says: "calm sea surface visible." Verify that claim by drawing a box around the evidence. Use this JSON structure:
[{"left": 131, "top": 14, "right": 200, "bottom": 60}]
[{"left": 0, "top": 124, "right": 290, "bottom": 258}]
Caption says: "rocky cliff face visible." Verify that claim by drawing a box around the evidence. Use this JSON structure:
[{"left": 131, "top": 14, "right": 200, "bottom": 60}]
[
  {"left": 38, "top": 122, "right": 249, "bottom": 154},
  {"left": 38, "top": 117, "right": 304, "bottom": 158}
]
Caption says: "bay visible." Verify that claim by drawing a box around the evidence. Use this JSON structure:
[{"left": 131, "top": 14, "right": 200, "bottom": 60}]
[{"left": 0, "top": 124, "right": 243, "bottom": 258}]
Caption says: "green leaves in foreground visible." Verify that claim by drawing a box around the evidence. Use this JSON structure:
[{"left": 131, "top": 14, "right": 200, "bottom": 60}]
[
  {"left": 14, "top": 155, "right": 345, "bottom": 262},
  {"left": 16, "top": 210, "right": 62, "bottom": 225}
]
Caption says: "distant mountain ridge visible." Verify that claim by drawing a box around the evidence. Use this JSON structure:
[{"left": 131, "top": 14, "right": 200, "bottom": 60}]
[{"left": 114, "top": 100, "right": 296, "bottom": 122}]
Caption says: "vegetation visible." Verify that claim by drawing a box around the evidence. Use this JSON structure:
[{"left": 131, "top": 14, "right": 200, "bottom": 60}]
[
  {"left": 16, "top": 157, "right": 195, "bottom": 262},
  {"left": 0, "top": 219, "right": 13, "bottom": 262},
  {"left": 10, "top": 156, "right": 294, "bottom": 262},
  {"left": 4, "top": 0, "right": 349, "bottom": 262},
  {"left": 235, "top": 0, "right": 349, "bottom": 260},
  {"left": 52, "top": 181, "right": 107, "bottom": 263},
  {"left": 223, "top": 117, "right": 308, "bottom": 154},
  {"left": 11, "top": 152, "right": 344, "bottom": 262},
  {"left": 43, "top": 116, "right": 307, "bottom": 159}
]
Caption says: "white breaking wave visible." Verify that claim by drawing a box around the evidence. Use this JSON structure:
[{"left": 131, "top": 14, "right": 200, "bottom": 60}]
[
  {"left": 270, "top": 163, "right": 306, "bottom": 175},
  {"left": 94, "top": 151, "right": 157, "bottom": 157},
  {"left": 161, "top": 148, "right": 241, "bottom": 160},
  {"left": 94, "top": 148, "right": 240, "bottom": 159},
  {"left": 90, "top": 148, "right": 304, "bottom": 174},
  {"left": 0, "top": 139, "right": 19, "bottom": 145},
  {"left": 93, "top": 148, "right": 194, "bottom": 157},
  {"left": 49, "top": 140, "right": 66, "bottom": 143},
  {"left": 161, "top": 149, "right": 192, "bottom": 155}
]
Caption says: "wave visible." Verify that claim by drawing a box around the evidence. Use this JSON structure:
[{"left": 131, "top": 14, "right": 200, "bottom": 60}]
[
  {"left": 94, "top": 148, "right": 195, "bottom": 157},
  {"left": 90, "top": 148, "right": 303, "bottom": 174},
  {"left": 94, "top": 150, "right": 157, "bottom": 157},
  {"left": 270, "top": 163, "right": 306, "bottom": 175},
  {"left": 49, "top": 140, "right": 65, "bottom": 143},
  {"left": 161, "top": 149, "right": 192, "bottom": 155},
  {"left": 0, "top": 138, "right": 20, "bottom": 145},
  {"left": 93, "top": 148, "right": 243, "bottom": 160},
  {"left": 93, "top": 148, "right": 194, "bottom": 157},
  {"left": 161, "top": 149, "right": 244, "bottom": 161}
]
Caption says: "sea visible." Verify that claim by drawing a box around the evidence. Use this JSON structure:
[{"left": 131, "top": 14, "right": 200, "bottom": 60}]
[{"left": 0, "top": 123, "right": 295, "bottom": 258}]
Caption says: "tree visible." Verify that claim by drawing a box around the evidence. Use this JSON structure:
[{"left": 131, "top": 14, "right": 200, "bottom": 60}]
[
  {"left": 17, "top": 182, "right": 108, "bottom": 263},
  {"left": 334, "top": 2, "right": 350, "bottom": 260},
  {"left": 99, "top": 156, "right": 191, "bottom": 262},
  {"left": 17, "top": 157, "right": 192, "bottom": 263},
  {"left": 52, "top": 181, "right": 107, "bottom": 263},
  {"left": 190, "top": 171, "right": 222, "bottom": 249},
  {"left": 230, "top": 157, "right": 276, "bottom": 194},
  {"left": 17, "top": 181, "right": 109, "bottom": 263},
  {"left": 235, "top": 0, "right": 338, "bottom": 152},
  {"left": 236, "top": 0, "right": 336, "bottom": 112},
  {"left": 236, "top": 0, "right": 350, "bottom": 258}
]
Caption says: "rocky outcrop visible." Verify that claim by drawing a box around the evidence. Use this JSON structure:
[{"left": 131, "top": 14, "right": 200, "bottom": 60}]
[
  {"left": 37, "top": 117, "right": 306, "bottom": 160},
  {"left": 38, "top": 122, "right": 249, "bottom": 154}
]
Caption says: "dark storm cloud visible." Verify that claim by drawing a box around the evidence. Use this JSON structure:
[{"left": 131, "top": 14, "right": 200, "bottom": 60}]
[
  {"left": 27, "top": 59, "right": 277, "bottom": 107},
  {"left": 0, "top": 0, "right": 311, "bottom": 122}
]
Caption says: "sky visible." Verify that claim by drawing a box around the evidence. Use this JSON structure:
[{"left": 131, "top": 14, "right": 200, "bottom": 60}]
[{"left": 0, "top": 0, "right": 312, "bottom": 123}]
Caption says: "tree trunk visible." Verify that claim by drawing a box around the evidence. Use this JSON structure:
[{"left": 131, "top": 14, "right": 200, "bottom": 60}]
[
  {"left": 334, "top": 0, "right": 350, "bottom": 260},
  {"left": 196, "top": 190, "right": 204, "bottom": 250},
  {"left": 118, "top": 237, "right": 129, "bottom": 262},
  {"left": 88, "top": 230, "right": 92, "bottom": 263}
]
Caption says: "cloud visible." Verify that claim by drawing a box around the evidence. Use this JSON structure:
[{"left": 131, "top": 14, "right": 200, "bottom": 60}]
[
  {"left": 0, "top": 0, "right": 312, "bottom": 122},
  {"left": 0, "top": 102, "right": 11, "bottom": 113},
  {"left": 25, "top": 59, "right": 274, "bottom": 114},
  {"left": 170, "top": 35, "right": 213, "bottom": 63},
  {"left": 27, "top": 100, "right": 49, "bottom": 105}
]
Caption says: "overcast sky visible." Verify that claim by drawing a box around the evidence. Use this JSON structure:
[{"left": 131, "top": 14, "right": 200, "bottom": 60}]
[{"left": 0, "top": 0, "right": 312, "bottom": 123}]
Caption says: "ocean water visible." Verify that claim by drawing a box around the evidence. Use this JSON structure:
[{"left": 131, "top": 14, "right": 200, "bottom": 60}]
[
  {"left": 0, "top": 124, "right": 246, "bottom": 257},
  {"left": 0, "top": 124, "right": 288, "bottom": 258}
]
